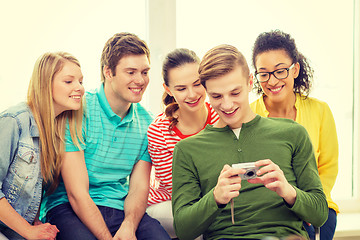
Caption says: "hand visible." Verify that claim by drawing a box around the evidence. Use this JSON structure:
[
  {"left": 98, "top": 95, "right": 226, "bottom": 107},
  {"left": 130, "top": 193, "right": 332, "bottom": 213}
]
[
  {"left": 213, "top": 164, "right": 245, "bottom": 205},
  {"left": 248, "top": 159, "right": 297, "bottom": 205},
  {"left": 33, "top": 218, "right": 43, "bottom": 226},
  {"left": 112, "top": 220, "right": 137, "bottom": 240},
  {"left": 25, "top": 223, "right": 59, "bottom": 240}
]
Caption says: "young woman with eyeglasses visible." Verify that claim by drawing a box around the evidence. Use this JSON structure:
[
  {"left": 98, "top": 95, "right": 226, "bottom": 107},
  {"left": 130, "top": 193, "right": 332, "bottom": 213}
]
[{"left": 250, "top": 30, "right": 338, "bottom": 240}]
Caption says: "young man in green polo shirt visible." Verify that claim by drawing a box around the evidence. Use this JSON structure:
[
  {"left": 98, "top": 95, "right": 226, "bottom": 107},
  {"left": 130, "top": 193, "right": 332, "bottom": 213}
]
[
  {"left": 41, "top": 33, "right": 170, "bottom": 240},
  {"left": 171, "top": 44, "right": 328, "bottom": 240}
]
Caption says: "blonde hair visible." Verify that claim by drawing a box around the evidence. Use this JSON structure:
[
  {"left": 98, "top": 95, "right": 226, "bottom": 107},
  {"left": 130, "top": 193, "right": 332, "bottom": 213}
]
[
  {"left": 199, "top": 44, "right": 250, "bottom": 88},
  {"left": 27, "top": 52, "right": 83, "bottom": 194}
]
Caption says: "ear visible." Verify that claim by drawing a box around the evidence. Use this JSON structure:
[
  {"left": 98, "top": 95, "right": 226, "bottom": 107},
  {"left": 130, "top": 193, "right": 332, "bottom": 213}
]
[
  {"left": 293, "top": 62, "right": 300, "bottom": 79},
  {"left": 163, "top": 83, "right": 173, "bottom": 96},
  {"left": 103, "top": 65, "right": 113, "bottom": 81},
  {"left": 248, "top": 74, "right": 254, "bottom": 92}
]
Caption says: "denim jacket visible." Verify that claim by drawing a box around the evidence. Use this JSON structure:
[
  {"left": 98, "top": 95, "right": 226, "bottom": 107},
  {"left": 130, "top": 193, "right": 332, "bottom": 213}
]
[{"left": 0, "top": 102, "right": 42, "bottom": 225}]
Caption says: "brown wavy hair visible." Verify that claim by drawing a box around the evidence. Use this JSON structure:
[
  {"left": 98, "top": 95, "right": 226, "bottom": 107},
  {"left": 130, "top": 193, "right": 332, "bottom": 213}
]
[
  {"left": 100, "top": 32, "right": 150, "bottom": 82},
  {"left": 162, "top": 48, "right": 200, "bottom": 132}
]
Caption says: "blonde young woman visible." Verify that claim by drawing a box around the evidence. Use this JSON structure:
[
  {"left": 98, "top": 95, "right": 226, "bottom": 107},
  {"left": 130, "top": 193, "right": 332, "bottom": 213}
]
[
  {"left": 0, "top": 52, "right": 84, "bottom": 240},
  {"left": 146, "top": 48, "right": 219, "bottom": 238}
]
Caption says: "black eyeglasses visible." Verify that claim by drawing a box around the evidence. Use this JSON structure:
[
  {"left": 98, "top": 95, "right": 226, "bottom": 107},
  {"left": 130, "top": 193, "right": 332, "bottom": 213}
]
[{"left": 255, "top": 63, "right": 295, "bottom": 83}]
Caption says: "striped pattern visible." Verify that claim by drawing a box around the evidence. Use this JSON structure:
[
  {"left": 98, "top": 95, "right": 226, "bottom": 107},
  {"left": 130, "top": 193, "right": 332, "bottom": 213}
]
[
  {"left": 44, "top": 84, "right": 154, "bottom": 212},
  {"left": 147, "top": 102, "right": 219, "bottom": 205}
]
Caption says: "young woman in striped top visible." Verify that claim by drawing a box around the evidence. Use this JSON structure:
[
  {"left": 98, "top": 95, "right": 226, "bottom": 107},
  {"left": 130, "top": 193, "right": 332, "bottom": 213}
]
[{"left": 146, "top": 48, "right": 219, "bottom": 238}]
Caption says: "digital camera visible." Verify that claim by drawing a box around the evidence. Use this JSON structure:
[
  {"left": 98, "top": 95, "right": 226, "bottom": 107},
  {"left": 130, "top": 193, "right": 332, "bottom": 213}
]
[{"left": 232, "top": 162, "right": 259, "bottom": 180}]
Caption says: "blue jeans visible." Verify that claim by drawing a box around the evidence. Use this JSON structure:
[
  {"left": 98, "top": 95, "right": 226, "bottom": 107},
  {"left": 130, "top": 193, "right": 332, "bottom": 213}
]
[
  {"left": 303, "top": 208, "right": 337, "bottom": 240},
  {"left": 46, "top": 203, "right": 171, "bottom": 240}
]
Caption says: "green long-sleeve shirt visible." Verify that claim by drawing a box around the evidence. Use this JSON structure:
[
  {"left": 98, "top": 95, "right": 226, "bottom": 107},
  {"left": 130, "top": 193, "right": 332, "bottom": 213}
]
[{"left": 172, "top": 115, "right": 328, "bottom": 240}]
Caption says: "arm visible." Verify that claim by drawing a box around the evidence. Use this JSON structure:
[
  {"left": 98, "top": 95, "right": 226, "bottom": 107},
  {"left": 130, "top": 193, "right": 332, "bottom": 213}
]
[
  {"left": 147, "top": 122, "right": 173, "bottom": 204},
  {"left": 61, "top": 151, "right": 112, "bottom": 240},
  {"left": 172, "top": 147, "right": 243, "bottom": 240},
  {"left": 113, "top": 160, "right": 151, "bottom": 240},
  {"left": 0, "top": 116, "right": 58, "bottom": 240},
  {"left": 0, "top": 198, "right": 58, "bottom": 240}
]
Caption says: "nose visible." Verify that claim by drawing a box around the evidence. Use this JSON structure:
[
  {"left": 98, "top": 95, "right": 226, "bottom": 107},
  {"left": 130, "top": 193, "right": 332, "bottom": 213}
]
[
  {"left": 221, "top": 96, "right": 233, "bottom": 111},
  {"left": 267, "top": 73, "right": 279, "bottom": 86},
  {"left": 134, "top": 73, "right": 145, "bottom": 85},
  {"left": 188, "top": 87, "right": 196, "bottom": 98},
  {"left": 74, "top": 81, "right": 84, "bottom": 93}
]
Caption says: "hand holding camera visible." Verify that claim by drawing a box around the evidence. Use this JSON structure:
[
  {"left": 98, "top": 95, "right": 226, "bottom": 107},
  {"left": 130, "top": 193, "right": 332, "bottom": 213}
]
[
  {"left": 231, "top": 162, "right": 259, "bottom": 180},
  {"left": 244, "top": 159, "right": 297, "bottom": 206}
]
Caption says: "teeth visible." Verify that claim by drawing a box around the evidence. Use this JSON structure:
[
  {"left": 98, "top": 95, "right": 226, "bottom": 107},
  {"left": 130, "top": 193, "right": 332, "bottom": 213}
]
[
  {"left": 187, "top": 99, "right": 199, "bottom": 104},
  {"left": 270, "top": 86, "right": 282, "bottom": 92},
  {"left": 131, "top": 88, "right": 141, "bottom": 93},
  {"left": 71, "top": 96, "right": 81, "bottom": 99},
  {"left": 224, "top": 109, "right": 235, "bottom": 114}
]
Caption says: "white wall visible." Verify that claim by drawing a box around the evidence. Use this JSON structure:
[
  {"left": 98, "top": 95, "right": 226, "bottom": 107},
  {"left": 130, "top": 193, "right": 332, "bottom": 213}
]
[{"left": 0, "top": 0, "right": 147, "bottom": 111}]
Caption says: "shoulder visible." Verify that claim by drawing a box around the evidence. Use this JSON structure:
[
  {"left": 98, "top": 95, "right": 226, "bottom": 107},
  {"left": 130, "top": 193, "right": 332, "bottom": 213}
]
[
  {"left": 0, "top": 103, "right": 34, "bottom": 134},
  {"left": 258, "top": 116, "right": 307, "bottom": 135},
  {"left": 147, "top": 113, "right": 171, "bottom": 140},
  {"left": 297, "top": 95, "right": 331, "bottom": 113},
  {"left": 0, "top": 103, "right": 33, "bottom": 125},
  {"left": 0, "top": 102, "right": 31, "bottom": 118},
  {"left": 132, "top": 103, "right": 154, "bottom": 124},
  {"left": 175, "top": 125, "right": 225, "bottom": 147}
]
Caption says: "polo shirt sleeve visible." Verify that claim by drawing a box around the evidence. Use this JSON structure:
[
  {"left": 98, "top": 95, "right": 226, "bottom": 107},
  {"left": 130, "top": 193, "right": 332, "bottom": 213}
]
[
  {"left": 64, "top": 118, "right": 86, "bottom": 152},
  {"left": 138, "top": 135, "right": 151, "bottom": 163}
]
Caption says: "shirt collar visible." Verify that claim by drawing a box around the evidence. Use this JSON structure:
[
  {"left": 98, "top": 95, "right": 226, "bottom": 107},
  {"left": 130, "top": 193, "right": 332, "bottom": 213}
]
[{"left": 96, "top": 84, "right": 134, "bottom": 125}]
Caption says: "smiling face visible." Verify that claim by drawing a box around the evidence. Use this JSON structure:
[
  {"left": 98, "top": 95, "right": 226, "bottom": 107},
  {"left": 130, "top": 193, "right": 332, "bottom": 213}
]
[
  {"left": 255, "top": 49, "right": 299, "bottom": 104},
  {"left": 164, "top": 63, "right": 206, "bottom": 113},
  {"left": 206, "top": 65, "right": 253, "bottom": 129},
  {"left": 104, "top": 54, "right": 150, "bottom": 107},
  {"left": 52, "top": 60, "right": 84, "bottom": 116}
]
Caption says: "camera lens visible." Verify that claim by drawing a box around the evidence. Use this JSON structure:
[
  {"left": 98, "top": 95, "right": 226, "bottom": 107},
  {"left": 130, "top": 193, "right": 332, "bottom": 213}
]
[{"left": 246, "top": 170, "right": 255, "bottom": 177}]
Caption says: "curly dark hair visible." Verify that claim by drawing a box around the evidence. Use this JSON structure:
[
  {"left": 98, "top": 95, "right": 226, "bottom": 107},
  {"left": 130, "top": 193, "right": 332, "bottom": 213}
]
[{"left": 252, "top": 30, "right": 313, "bottom": 96}]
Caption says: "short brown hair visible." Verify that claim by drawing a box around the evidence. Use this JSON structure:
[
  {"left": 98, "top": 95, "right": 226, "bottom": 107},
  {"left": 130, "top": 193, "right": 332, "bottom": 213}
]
[
  {"left": 100, "top": 32, "right": 150, "bottom": 82},
  {"left": 199, "top": 44, "right": 249, "bottom": 88}
]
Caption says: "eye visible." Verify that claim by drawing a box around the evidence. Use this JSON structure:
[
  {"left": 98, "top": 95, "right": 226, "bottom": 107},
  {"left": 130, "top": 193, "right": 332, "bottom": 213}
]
[
  {"left": 65, "top": 80, "right": 72, "bottom": 84},
  {"left": 258, "top": 73, "right": 268, "bottom": 77},
  {"left": 232, "top": 92, "right": 240, "bottom": 96},
  {"left": 127, "top": 71, "right": 135, "bottom": 75},
  {"left": 194, "top": 83, "right": 202, "bottom": 87},
  {"left": 211, "top": 95, "right": 221, "bottom": 99},
  {"left": 275, "top": 69, "right": 286, "bottom": 74},
  {"left": 142, "top": 71, "right": 148, "bottom": 76},
  {"left": 176, "top": 88, "right": 186, "bottom": 91}
]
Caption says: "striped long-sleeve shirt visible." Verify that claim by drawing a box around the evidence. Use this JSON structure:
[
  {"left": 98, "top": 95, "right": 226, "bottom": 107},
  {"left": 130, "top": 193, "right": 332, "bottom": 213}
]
[{"left": 147, "top": 102, "right": 219, "bottom": 205}]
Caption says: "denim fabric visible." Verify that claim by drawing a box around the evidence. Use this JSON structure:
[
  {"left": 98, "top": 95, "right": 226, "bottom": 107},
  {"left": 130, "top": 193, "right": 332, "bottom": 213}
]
[
  {"left": 46, "top": 203, "right": 171, "bottom": 240},
  {"left": 304, "top": 208, "right": 337, "bottom": 240},
  {"left": 0, "top": 102, "right": 42, "bottom": 225}
]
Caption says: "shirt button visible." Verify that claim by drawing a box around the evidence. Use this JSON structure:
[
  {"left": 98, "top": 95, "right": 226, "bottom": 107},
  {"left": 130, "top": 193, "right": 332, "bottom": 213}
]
[{"left": 114, "top": 137, "right": 117, "bottom": 141}]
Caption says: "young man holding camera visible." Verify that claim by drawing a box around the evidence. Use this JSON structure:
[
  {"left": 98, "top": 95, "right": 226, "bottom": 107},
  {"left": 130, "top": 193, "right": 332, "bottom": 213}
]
[{"left": 171, "top": 44, "right": 328, "bottom": 240}]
